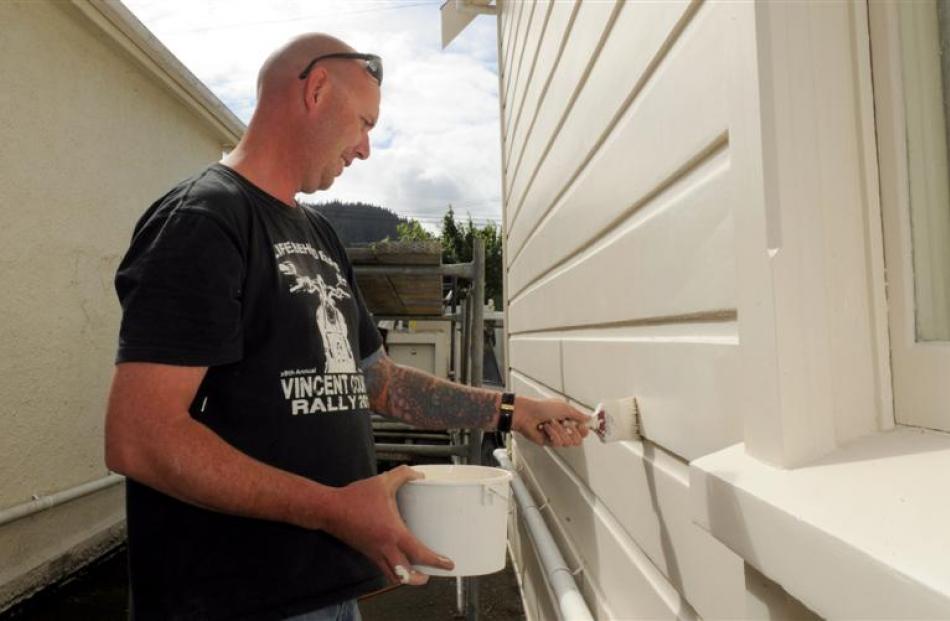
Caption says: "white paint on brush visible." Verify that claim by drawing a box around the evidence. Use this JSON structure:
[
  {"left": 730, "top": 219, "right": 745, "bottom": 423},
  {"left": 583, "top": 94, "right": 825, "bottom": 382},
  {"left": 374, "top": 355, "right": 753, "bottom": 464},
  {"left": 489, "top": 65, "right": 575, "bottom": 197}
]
[{"left": 593, "top": 397, "right": 642, "bottom": 443}]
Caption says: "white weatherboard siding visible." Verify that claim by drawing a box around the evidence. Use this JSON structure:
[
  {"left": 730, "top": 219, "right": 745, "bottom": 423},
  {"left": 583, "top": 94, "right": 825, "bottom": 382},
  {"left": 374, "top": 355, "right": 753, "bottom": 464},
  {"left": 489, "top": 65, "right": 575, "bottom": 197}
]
[
  {"left": 499, "top": 0, "right": 750, "bottom": 618},
  {"left": 494, "top": 0, "right": 950, "bottom": 617}
]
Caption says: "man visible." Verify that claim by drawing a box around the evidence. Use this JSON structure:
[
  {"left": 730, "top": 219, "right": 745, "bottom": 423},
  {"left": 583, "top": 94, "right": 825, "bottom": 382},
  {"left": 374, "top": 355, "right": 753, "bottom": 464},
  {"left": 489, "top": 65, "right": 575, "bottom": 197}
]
[{"left": 105, "top": 34, "right": 588, "bottom": 620}]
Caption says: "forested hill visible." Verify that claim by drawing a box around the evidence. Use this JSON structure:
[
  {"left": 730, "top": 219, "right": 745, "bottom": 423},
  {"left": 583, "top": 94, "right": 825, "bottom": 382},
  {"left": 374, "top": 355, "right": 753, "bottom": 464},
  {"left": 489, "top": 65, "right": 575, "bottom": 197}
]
[{"left": 306, "top": 200, "right": 401, "bottom": 245}]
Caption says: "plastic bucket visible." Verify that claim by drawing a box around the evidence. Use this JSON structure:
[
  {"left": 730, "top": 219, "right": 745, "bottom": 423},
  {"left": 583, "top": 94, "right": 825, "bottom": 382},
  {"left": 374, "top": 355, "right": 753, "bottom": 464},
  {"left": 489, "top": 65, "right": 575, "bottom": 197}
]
[{"left": 396, "top": 464, "right": 513, "bottom": 577}]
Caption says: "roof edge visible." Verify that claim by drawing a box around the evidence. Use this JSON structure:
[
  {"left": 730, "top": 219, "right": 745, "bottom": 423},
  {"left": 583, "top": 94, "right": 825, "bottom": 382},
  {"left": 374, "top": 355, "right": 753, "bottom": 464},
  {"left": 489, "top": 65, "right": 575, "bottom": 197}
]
[{"left": 69, "top": 0, "right": 246, "bottom": 146}]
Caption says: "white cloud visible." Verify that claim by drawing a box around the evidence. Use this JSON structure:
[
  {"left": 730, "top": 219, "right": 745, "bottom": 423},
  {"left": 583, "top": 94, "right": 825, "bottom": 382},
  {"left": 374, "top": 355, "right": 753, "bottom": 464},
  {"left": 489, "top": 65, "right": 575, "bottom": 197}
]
[{"left": 122, "top": 0, "right": 503, "bottom": 228}]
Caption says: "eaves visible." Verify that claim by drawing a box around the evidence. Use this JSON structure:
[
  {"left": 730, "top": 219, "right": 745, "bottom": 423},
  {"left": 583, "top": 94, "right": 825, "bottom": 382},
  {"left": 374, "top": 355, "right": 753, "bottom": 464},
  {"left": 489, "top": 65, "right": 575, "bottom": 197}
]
[{"left": 68, "top": 0, "right": 246, "bottom": 148}]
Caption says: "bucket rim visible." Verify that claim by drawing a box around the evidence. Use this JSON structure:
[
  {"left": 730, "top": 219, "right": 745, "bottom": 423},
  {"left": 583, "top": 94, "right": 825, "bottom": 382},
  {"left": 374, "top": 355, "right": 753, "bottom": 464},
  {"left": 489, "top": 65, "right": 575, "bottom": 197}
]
[{"left": 406, "top": 464, "right": 513, "bottom": 486}]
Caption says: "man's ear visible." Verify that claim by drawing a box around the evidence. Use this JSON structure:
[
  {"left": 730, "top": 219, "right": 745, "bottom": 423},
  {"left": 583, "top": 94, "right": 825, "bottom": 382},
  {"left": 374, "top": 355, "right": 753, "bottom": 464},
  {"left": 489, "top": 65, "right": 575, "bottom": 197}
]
[{"left": 303, "top": 67, "right": 330, "bottom": 112}]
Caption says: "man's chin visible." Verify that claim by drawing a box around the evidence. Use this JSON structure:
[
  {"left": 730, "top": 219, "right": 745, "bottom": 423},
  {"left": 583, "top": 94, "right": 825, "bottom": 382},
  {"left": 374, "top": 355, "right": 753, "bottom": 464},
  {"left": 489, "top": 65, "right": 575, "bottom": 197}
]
[{"left": 302, "top": 177, "right": 335, "bottom": 193}]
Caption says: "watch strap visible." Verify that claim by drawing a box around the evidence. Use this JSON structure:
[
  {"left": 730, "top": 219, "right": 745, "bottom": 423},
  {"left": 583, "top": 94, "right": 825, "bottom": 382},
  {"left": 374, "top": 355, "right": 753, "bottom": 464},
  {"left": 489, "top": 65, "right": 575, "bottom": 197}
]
[{"left": 497, "top": 392, "right": 516, "bottom": 433}]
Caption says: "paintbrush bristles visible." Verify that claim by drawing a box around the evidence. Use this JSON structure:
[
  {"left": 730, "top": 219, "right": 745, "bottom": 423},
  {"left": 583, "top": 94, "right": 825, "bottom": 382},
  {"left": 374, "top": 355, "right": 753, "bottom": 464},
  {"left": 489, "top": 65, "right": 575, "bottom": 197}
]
[{"left": 593, "top": 397, "right": 642, "bottom": 443}]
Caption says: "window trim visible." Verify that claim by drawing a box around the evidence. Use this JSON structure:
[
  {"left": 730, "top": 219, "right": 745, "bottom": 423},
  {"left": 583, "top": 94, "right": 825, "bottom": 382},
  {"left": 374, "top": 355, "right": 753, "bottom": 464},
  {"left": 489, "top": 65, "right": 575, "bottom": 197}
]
[{"left": 869, "top": 0, "right": 950, "bottom": 431}]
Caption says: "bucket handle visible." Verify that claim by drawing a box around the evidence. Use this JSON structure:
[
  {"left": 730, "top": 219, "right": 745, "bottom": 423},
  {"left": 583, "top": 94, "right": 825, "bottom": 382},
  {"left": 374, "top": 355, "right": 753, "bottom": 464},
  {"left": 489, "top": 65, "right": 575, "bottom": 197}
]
[{"left": 481, "top": 484, "right": 508, "bottom": 506}]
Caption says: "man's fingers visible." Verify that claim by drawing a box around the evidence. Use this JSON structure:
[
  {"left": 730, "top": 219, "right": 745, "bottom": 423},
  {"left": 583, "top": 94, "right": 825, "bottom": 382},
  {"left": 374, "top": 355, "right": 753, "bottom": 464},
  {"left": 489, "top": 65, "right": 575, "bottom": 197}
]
[
  {"left": 540, "top": 422, "right": 561, "bottom": 446},
  {"left": 562, "top": 407, "right": 591, "bottom": 424},
  {"left": 374, "top": 553, "right": 400, "bottom": 585},
  {"left": 558, "top": 420, "right": 584, "bottom": 445},
  {"left": 523, "top": 424, "right": 548, "bottom": 445},
  {"left": 403, "top": 534, "right": 455, "bottom": 572},
  {"left": 562, "top": 419, "right": 590, "bottom": 439},
  {"left": 385, "top": 548, "right": 431, "bottom": 586},
  {"left": 384, "top": 464, "right": 424, "bottom": 490},
  {"left": 544, "top": 420, "right": 571, "bottom": 447},
  {"left": 536, "top": 420, "right": 586, "bottom": 447}
]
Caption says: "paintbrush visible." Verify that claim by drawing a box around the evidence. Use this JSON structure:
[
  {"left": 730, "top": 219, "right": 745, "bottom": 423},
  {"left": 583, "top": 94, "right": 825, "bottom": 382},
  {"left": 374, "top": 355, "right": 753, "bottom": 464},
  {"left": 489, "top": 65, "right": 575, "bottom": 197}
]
[
  {"left": 590, "top": 397, "right": 642, "bottom": 442},
  {"left": 551, "top": 397, "right": 642, "bottom": 443}
]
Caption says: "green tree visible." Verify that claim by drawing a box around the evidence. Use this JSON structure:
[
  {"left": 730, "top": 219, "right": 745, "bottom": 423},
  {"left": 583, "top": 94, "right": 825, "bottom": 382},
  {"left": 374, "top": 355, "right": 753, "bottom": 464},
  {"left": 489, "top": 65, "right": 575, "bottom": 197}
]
[
  {"left": 479, "top": 222, "right": 503, "bottom": 309},
  {"left": 441, "top": 205, "right": 465, "bottom": 264},
  {"left": 395, "top": 219, "right": 435, "bottom": 241},
  {"left": 440, "top": 206, "right": 503, "bottom": 309}
]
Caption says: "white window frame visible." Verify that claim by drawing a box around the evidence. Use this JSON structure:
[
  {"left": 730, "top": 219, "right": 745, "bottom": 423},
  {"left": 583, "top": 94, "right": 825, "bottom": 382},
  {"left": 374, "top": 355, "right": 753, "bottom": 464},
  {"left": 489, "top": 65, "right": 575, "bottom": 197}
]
[
  {"left": 869, "top": 0, "right": 950, "bottom": 431},
  {"left": 731, "top": 0, "right": 893, "bottom": 467}
]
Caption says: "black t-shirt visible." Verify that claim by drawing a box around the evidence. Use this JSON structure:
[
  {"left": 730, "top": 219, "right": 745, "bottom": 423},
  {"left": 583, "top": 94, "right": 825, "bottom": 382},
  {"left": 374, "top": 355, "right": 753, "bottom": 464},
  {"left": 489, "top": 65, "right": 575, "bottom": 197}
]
[{"left": 114, "top": 164, "right": 386, "bottom": 620}]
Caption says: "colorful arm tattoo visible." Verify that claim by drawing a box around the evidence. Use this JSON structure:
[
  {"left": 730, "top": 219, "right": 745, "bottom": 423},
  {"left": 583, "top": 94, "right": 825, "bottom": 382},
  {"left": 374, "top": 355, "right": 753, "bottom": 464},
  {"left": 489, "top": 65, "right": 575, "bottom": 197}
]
[{"left": 364, "top": 354, "right": 501, "bottom": 429}]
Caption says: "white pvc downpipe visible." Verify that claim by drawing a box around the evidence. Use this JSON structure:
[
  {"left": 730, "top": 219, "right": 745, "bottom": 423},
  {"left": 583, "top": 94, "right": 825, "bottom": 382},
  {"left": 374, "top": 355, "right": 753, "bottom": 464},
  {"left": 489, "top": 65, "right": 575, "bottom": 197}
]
[
  {"left": 494, "top": 449, "right": 594, "bottom": 621},
  {"left": 0, "top": 474, "right": 124, "bottom": 527}
]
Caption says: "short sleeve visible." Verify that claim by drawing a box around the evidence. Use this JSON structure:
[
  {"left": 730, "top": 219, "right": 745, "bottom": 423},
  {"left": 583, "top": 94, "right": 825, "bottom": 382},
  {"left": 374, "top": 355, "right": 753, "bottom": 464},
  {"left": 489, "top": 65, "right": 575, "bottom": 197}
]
[
  {"left": 349, "top": 266, "right": 384, "bottom": 365},
  {"left": 115, "top": 208, "right": 245, "bottom": 366}
]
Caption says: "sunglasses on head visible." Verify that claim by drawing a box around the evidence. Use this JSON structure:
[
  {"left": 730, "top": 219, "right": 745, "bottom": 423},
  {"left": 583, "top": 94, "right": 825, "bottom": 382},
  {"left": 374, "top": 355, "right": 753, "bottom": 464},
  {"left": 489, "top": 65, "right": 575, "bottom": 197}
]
[{"left": 298, "top": 53, "right": 383, "bottom": 86}]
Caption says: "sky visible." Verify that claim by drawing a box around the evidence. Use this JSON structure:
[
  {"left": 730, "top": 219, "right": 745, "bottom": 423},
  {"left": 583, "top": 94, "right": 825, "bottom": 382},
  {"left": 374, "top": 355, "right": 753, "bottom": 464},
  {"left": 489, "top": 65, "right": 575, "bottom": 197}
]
[{"left": 123, "top": 0, "right": 503, "bottom": 230}]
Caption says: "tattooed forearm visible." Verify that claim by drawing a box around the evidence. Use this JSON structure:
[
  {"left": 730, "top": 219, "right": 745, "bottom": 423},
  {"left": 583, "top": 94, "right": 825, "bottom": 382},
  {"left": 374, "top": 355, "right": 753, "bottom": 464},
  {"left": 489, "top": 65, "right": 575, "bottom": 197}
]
[{"left": 364, "top": 355, "right": 501, "bottom": 429}]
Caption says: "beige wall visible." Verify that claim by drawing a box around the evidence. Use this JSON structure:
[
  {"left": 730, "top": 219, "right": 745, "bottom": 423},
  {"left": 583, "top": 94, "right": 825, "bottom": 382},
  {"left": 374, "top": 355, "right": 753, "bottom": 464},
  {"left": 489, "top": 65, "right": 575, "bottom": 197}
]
[{"left": 0, "top": 0, "right": 239, "bottom": 610}]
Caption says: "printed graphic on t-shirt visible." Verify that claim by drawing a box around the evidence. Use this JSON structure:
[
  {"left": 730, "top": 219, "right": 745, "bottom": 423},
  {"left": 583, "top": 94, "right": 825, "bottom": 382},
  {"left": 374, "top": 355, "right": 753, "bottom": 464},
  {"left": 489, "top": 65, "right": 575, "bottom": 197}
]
[
  {"left": 278, "top": 261, "right": 356, "bottom": 373},
  {"left": 274, "top": 241, "right": 370, "bottom": 416}
]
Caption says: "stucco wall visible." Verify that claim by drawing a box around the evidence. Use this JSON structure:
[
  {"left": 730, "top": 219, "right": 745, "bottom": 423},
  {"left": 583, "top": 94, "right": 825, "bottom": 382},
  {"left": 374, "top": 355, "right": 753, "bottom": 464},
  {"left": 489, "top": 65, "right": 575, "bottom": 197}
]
[{"left": 0, "top": 0, "right": 238, "bottom": 609}]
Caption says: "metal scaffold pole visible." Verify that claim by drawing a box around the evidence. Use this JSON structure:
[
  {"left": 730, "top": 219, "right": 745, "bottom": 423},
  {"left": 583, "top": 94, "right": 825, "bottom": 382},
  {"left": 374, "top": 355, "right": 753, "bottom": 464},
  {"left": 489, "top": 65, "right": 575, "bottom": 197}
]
[{"left": 464, "top": 237, "right": 486, "bottom": 621}]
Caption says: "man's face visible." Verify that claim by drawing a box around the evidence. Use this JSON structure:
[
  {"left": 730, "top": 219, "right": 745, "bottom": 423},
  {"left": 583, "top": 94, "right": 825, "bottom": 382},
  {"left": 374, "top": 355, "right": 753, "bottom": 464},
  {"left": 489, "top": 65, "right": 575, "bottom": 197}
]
[{"left": 312, "top": 68, "right": 380, "bottom": 192}]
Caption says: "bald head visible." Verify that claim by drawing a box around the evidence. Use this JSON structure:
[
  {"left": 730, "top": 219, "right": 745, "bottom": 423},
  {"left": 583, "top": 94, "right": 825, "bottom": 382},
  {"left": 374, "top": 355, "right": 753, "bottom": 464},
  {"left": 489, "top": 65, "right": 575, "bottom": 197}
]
[
  {"left": 222, "top": 33, "right": 380, "bottom": 202},
  {"left": 256, "top": 33, "right": 353, "bottom": 99}
]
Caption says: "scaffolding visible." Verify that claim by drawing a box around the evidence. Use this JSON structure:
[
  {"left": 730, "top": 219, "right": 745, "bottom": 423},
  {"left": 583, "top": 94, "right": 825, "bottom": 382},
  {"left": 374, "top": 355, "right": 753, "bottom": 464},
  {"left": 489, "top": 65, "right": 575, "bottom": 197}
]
[{"left": 351, "top": 238, "right": 488, "bottom": 620}]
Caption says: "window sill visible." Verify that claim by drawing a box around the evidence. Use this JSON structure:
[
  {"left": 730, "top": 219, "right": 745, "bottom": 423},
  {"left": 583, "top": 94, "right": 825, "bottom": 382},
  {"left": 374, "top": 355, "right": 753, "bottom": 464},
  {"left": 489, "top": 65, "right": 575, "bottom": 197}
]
[{"left": 690, "top": 427, "right": 950, "bottom": 619}]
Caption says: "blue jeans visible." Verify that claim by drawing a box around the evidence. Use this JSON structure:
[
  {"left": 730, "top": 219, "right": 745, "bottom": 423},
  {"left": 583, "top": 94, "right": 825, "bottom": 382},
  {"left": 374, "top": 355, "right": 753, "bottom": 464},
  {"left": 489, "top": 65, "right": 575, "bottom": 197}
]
[{"left": 283, "top": 599, "right": 361, "bottom": 621}]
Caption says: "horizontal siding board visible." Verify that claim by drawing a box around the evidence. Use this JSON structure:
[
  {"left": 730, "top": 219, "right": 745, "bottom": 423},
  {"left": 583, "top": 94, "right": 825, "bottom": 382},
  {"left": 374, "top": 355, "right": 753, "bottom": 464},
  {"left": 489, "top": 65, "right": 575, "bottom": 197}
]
[
  {"left": 504, "top": 0, "right": 578, "bottom": 167},
  {"left": 508, "top": 3, "right": 730, "bottom": 290},
  {"left": 512, "top": 516, "right": 559, "bottom": 621},
  {"left": 505, "top": 0, "right": 619, "bottom": 230},
  {"left": 503, "top": 0, "right": 538, "bottom": 116},
  {"left": 499, "top": 0, "right": 514, "bottom": 51},
  {"left": 507, "top": 0, "right": 696, "bottom": 259},
  {"left": 503, "top": 1, "right": 552, "bottom": 139},
  {"left": 516, "top": 443, "right": 693, "bottom": 619},
  {"left": 508, "top": 337, "right": 562, "bottom": 392},
  {"left": 509, "top": 369, "right": 747, "bottom": 619},
  {"left": 497, "top": 0, "right": 515, "bottom": 99},
  {"left": 501, "top": 0, "right": 524, "bottom": 87},
  {"left": 508, "top": 157, "right": 735, "bottom": 333},
  {"left": 554, "top": 439, "right": 747, "bottom": 620},
  {"left": 502, "top": 0, "right": 526, "bottom": 103},
  {"left": 515, "top": 441, "right": 682, "bottom": 620},
  {"left": 503, "top": 0, "right": 573, "bottom": 171},
  {"left": 513, "top": 462, "right": 614, "bottom": 621},
  {"left": 508, "top": 367, "right": 552, "bottom": 398},
  {"left": 561, "top": 335, "right": 741, "bottom": 460},
  {"left": 503, "top": 0, "right": 579, "bottom": 230},
  {"left": 506, "top": 519, "right": 531, "bottom": 620}
]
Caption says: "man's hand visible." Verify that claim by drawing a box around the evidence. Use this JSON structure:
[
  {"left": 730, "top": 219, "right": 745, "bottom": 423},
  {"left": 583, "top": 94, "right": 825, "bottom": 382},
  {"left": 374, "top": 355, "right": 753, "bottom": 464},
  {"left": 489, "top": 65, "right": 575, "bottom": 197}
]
[
  {"left": 106, "top": 363, "right": 451, "bottom": 586},
  {"left": 364, "top": 353, "right": 590, "bottom": 448},
  {"left": 511, "top": 396, "right": 590, "bottom": 447},
  {"left": 320, "top": 465, "right": 454, "bottom": 586}
]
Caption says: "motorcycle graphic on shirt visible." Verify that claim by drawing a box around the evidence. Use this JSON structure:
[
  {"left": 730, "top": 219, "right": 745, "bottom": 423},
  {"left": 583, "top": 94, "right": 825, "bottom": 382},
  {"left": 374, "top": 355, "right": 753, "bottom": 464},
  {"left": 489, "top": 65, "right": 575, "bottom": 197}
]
[{"left": 278, "top": 261, "right": 357, "bottom": 373}]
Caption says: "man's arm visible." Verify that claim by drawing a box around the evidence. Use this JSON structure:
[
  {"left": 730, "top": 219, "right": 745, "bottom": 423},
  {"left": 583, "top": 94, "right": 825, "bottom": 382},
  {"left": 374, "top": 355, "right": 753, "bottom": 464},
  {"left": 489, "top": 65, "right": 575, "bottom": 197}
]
[
  {"left": 363, "top": 353, "right": 589, "bottom": 446},
  {"left": 105, "top": 362, "right": 452, "bottom": 585}
]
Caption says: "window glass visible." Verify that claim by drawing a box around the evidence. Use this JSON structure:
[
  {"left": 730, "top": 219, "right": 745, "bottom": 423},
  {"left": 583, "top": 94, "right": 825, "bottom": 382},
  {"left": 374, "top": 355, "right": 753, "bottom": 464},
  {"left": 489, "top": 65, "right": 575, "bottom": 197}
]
[{"left": 898, "top": 0, "right": 950, "bottom": 341}]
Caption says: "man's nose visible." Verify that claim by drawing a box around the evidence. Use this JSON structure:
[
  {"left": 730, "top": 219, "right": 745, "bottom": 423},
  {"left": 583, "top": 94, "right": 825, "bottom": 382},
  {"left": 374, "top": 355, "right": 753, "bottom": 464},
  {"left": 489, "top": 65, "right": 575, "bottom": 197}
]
[{"left": 354, "top": 132, "right": 371, "bottom": 160}]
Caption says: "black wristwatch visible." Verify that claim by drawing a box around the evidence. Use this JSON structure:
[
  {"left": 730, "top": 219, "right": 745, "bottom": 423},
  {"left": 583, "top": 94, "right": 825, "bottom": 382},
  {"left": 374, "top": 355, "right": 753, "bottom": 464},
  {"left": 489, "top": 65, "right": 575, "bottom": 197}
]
[{"left": 497, "top": 392, "right": 516, "bottom": 433}]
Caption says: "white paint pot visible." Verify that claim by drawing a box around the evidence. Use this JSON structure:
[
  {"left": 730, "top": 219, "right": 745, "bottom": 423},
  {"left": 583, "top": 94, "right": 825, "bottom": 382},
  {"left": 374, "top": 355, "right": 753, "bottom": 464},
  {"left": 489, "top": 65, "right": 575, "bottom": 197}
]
[{"left": 397, "top": 464, "right": 514, "bottom": 577}]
